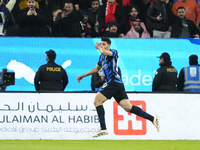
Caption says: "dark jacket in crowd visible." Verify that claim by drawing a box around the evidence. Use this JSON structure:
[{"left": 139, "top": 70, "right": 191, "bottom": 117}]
[
  {"left": 74, "top": 0, "right": 91, "bottom": 11},
  {"left": 34, "top": 61, "right": 68, "bottom": 91},
  {"left": 40, "top": 0, "right": 90, "bottom": 17},
  {"left": 43, "top": 0, "right": 65, "bottom": 17},
  {"left": 98, "top": 4, "right": 126, "bottom": 34},
  {"left": 87, "top": 8, "right": 99, "bottom": 37},
  {"left": 152, "top": 61, "right": 178, "bottom": 92},
  {"left": 117, "top": 0, "right": 150, "bottom": 22},
  {"left": 131, "top": 0, "right": 151, "bottom": 22},
  {"left": 54, "top": 10, "right": 83, "bottom": 37},
  {"left": 102, "top": 31, "right": 119, "bottom": 37},
  {"left": 17, "top": 7, "right": 47, "bottom": 36},
  {"left": 165, "top": 3, "right": 200, "bottom": 38},
  {"left": 147, "top": 0, "right": 171, "bottom": 31}
]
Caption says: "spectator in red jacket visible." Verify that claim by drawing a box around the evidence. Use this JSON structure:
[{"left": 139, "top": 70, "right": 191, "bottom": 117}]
[{"left": 98, "top": 0, "right": 126, "bottom": 35}]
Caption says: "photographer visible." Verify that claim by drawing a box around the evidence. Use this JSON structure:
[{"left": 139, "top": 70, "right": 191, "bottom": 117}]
[
  {"left": 54, "top": 0, "right": 83, "bottom": 37},
  {"left": 16, "top": 0, "right": 48, "bottom": 36}
]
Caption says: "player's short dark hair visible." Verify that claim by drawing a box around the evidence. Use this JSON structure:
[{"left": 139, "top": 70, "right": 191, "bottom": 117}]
[
  {"left": 101, "top": 38, "right": 111, "bottom": 45},
  {"left": 177, "top": 6, "right": 185, "bottom": 12}
]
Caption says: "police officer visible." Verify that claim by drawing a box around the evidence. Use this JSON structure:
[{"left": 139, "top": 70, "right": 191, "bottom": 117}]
[
  {"left": 177, "top": 55, "right": 200, "bottom": 92},
  {"left": 152, "top": 52, "right": 178, "bottom": 92},
  {"left": 34, "top": 50, "right": 68, "bottom": 91}
]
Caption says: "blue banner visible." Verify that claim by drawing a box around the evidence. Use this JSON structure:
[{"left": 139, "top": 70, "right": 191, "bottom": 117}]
[{"left": 1, "top": 37, "right": 200, "bottom": 92}]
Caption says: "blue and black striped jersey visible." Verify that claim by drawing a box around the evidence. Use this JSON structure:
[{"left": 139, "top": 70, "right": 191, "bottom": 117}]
[{"left": 98, "top": 49, "right": 122, "bottom": 83}]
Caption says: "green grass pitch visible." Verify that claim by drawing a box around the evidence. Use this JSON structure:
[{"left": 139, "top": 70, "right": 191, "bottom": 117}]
[{"left": 1, "top": 140, "right": 200, "bottom": 150}]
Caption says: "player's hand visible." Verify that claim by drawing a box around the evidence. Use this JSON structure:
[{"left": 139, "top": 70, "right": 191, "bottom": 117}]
[
  {"left": 95, "top": 42, "right": 100, "bottom": 50},
  {"left": 165, "top": 0, "right": 169, "bottom": 4},
  {"left": 77, "top": 75, "right": 84, "bottom": 83}
]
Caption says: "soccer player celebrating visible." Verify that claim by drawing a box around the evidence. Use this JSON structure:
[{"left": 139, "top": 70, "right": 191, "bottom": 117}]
[{"left": 77, "top": 38, "right": 160, "bottom": 137}]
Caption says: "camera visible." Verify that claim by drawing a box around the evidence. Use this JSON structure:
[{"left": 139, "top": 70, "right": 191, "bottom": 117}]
[
  {"left": 0, "top": 71, "right": 15, "bottom": 86},
  {"left": 63, "top": 9, "right": 68, "bottom": 12},
  {"left": 30, "top": 6, "right": 35, "bottom": 10}
]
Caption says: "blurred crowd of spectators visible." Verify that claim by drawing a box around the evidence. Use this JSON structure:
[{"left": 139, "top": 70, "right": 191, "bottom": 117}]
[{"left": 0, "top": 0, "right": 199, "bottom": 38}]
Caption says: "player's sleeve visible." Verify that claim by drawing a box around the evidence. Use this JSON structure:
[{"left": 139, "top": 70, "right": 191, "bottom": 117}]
[{"left": 111, "top": 49, "right": 118, "bottom": 58}]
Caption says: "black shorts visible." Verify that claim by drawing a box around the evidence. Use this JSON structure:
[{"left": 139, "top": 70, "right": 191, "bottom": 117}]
[{"left": 99, "top": 79, "right": 128, "bottom": 104}]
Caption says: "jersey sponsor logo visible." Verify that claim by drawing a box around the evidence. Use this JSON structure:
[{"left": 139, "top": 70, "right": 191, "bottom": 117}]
[
  {"left": 6, "top": 60, "right": 72, "bottom": 84},
  {"left": 113, "top": 100, "right": 147, "bottom": 135}
]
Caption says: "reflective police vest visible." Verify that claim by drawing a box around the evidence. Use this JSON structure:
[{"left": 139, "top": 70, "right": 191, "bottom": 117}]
[{"left": 183, "top": 65, "right": 200, "bottom": 92}]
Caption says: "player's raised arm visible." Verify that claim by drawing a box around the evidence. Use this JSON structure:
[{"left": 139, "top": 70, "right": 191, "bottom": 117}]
[{"left": 77, "top": 65, "right": 102, "bottom": 83}]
